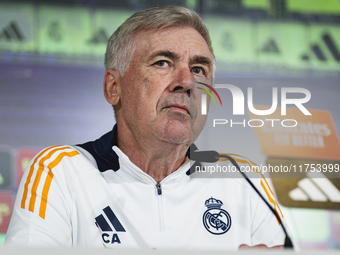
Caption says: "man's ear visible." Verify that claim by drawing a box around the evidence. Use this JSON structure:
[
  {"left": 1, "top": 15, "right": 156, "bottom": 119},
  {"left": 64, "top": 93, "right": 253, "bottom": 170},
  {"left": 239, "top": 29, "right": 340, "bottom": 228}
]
[{"left": 104, "top": 69, "right": 121, "bottom": 106}]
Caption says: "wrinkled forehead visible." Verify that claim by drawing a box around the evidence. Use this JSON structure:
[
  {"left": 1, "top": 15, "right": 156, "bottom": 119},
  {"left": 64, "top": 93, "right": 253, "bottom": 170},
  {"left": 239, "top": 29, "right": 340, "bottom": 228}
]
[{"left": 131, "top": 27, "right": 215, "bottom": 62}]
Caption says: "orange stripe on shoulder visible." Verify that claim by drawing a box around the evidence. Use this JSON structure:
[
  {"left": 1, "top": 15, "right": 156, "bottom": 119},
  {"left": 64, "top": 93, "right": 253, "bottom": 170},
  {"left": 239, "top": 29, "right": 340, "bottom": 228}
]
[
  {"left": 261, "top": 180, "right": 283, "bottom": 224},
  {"left": 39, "top": 150, "right": 79, "bottom": 219},
  {"left": 21, "top": 145, "right": 61, "bottom": 209},
  {"left": 28, "top": 146, "right": 73, "bottom": 213},
  {"left": 20, "top": 146, "right": 79, "bottom": 220}
]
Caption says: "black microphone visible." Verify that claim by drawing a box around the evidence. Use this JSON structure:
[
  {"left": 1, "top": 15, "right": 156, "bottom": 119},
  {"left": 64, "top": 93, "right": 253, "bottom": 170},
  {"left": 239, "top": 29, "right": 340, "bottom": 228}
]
[
  {"left": 189, "top": 150, "right": 294, "bottom": 249},
  {"left": 189, "top": 150, "right": 220, "bottom": 162}
]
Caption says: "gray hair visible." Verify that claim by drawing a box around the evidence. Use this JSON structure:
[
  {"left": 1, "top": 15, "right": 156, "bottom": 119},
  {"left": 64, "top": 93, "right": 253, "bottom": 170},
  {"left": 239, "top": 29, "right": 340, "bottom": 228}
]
[{"left": 104, "top": 6, "right": 214, "bottom": 74}]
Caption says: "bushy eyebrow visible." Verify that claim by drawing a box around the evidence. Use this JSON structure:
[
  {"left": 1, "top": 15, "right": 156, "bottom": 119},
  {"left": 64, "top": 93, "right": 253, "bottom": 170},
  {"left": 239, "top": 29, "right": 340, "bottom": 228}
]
[
  {"left": 190, "top": 56, "right": 213, "bottom": 72},
  {"left": 148, "top": 50, "right": 213, "bottom": 73},
  {"left": 148, "top": 50, "right": 180, "bottom": 61}
]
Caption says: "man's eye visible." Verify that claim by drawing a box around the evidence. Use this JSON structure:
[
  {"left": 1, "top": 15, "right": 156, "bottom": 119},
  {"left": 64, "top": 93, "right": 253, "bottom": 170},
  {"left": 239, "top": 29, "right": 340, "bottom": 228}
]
[
  {"left": 192, "top": 67, "right": 205, "bottom": 75},
  {"left": 154, "top": 60, "right": 169, "bottom": 67}
]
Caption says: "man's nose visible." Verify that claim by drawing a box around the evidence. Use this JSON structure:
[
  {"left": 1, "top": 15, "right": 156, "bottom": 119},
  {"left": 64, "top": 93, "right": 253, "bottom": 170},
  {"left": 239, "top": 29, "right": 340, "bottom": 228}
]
[{"left": 169, "top": 66, "right": 192, "bottom": 95}]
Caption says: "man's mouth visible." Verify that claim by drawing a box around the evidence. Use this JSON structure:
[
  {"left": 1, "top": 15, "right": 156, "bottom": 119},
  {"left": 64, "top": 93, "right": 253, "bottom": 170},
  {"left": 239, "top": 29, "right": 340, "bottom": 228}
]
[{"left": 165, "top": 104, "right": 190, "bottom": 115}]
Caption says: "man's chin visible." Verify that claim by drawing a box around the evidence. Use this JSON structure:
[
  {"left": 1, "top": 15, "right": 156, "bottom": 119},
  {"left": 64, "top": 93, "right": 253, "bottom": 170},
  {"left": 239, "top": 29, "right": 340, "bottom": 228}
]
[{"left": 158, "top": 123, "right": 191, "bottom": 145}]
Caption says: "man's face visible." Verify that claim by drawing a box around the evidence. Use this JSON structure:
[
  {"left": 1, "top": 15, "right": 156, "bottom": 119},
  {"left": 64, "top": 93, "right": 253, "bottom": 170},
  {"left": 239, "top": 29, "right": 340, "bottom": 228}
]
[{"left": 117, "top": 26, "right": 214, "bottom": 146}]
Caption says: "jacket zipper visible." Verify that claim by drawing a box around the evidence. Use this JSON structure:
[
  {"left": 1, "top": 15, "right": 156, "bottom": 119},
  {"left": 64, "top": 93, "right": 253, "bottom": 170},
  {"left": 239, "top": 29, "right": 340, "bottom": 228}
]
[
  {"left": 156, "top": 182, "right": 162, "bottom": 195},
  {"left": 155, "top": 182, "right": 165, "bottom": 232}
]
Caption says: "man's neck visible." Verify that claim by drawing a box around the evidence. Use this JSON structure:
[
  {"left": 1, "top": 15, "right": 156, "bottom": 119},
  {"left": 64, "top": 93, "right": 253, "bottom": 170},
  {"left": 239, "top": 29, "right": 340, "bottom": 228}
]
[
  {"left": 126, "top": 146, "right": 189, "bottom": 182},
  {"left": 117, "top": 125, "right": 190, "bottom": 183}
]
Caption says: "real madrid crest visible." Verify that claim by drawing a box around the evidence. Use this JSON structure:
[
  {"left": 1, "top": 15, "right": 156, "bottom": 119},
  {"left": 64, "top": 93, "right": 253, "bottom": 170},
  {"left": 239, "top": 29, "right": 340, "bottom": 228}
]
[{"left": 203, "top": 197, "right": 232, "bottom": 235}]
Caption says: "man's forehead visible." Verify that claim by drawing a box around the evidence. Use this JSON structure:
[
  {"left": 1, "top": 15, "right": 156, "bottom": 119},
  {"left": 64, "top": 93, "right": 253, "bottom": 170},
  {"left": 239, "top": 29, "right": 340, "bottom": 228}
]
[{"left": 134, "top": 27, "right": 213, "bottom": 60}]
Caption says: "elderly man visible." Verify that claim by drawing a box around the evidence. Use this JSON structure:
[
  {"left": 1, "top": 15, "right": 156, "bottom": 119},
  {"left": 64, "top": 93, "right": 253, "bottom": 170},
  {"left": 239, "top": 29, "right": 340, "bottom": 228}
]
[{"left": 5, "top": 6, "right": 286, "bottom": 250}]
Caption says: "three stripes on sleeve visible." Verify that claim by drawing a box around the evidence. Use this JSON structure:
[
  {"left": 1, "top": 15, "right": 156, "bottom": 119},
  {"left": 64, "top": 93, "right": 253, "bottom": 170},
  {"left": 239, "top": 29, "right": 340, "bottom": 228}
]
[{"left": 20, "top": 146, "right": 79, "bottom": 219}]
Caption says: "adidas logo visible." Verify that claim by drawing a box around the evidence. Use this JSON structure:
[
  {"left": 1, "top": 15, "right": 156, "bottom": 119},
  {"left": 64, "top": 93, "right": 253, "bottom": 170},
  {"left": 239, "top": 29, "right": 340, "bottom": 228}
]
[
  {"left": 88, "top": 28, "right": 109, "bottom": 44},
  {"left": 0, "top": 21, "right": 25, "bottom": 42},
  {"left": 95, "top": 206, "right": 125, "bottom": 244},
  {"left": 260, "top": 38, "right": 280, "bottom": 54},
  {"left": 289, "top": 171, "right": 340, "bottom": 203},
  {"left": 301, "top": 33, "right": 340, "bottom": 63}
]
